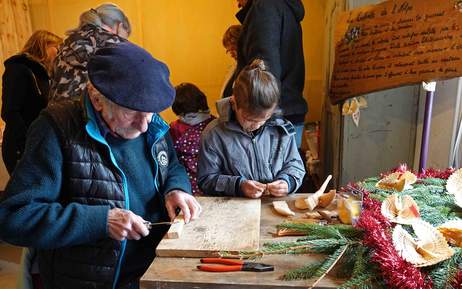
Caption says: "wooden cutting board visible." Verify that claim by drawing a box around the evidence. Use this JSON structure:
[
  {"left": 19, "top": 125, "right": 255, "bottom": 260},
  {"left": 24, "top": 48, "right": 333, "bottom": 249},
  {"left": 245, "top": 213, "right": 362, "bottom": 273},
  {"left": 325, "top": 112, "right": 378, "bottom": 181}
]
[{"left": 155, "top": 196, "right": 261, "bottom": 257}]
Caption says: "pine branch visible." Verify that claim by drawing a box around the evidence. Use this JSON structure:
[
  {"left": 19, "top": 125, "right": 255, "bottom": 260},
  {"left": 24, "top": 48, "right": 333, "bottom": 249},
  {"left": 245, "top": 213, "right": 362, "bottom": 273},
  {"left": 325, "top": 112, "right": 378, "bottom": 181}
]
[
  {"left": 261, "top": 240, "right": 316, "bottom": 255},
  {"left": 351, "top": 245, "right": 369, "bottom": 277},
  {"left": 338, "top": 272, "right": 384, "bottom": 289},
  {"left": 262, "top": 238, "right": 349, "bottom": 255},
  {"left": 276, "top": 223, "right": 342, "bottom": 239},
  {"left": 335, "top": 245, "right": 380, "bottom": 288},
  {"left": 299, "top": 238, "right": 349, "bottom": 254},
  {"left": 427, "top": 248, "right": 462, "bottom": 289},
  {"left": 277, "top": 222, "right": 362, "bottom": 240},
  {"left": 281, "top": 244, "right": 349, "bottom": 284},
  {"left": 309, "top": 245, "right": 349, "bottom": 289},
  {"left": 335, "top": 244, "right": 362, "bottom": 278},
  {"left": 281, "top": 261, "right": 323, "bottom": 280},
  {"left": 220, "top": 238, "right": 349, "bottom": 259},
  {"left": 418, "top": 178, "right": 447, "bottom": 186},
  {"left": 362, "top": 176, "right": 458, "bottom": 226}
]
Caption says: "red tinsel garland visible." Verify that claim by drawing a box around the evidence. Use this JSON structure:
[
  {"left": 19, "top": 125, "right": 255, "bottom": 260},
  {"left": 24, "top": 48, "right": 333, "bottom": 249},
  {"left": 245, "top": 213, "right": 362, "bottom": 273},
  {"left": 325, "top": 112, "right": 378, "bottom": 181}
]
[
  {"left": 418, "top": 167, "right": 455, "bottom": 180},
  {"left": 451, "top": 270, "right": 462, "bottom": 288},
  {"left": 380, "top": 163, "right": 454, "bottom": 180},
  {"left": 354, "top": 188, "right": 433, "bottom": 289}
]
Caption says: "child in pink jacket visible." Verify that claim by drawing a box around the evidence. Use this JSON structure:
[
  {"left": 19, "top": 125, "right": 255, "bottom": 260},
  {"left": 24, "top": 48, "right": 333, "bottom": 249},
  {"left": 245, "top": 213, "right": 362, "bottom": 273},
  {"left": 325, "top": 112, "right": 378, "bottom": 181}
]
[{"left": 170, "top": 83, "right": 215, "bottom": 195}]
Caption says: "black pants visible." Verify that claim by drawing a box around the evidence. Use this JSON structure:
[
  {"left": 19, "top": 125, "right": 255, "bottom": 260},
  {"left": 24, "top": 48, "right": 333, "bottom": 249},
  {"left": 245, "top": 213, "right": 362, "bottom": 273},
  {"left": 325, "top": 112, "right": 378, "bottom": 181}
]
[{"left": 2, "top": 129, "right": 24, "bottom": 175}]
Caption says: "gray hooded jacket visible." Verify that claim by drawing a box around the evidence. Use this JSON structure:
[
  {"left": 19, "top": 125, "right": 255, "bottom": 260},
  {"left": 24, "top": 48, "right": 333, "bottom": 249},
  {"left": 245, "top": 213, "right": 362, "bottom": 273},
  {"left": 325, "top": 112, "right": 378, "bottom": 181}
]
[{"left": 197, "top": 98, "right": 305, "bottom": 196}]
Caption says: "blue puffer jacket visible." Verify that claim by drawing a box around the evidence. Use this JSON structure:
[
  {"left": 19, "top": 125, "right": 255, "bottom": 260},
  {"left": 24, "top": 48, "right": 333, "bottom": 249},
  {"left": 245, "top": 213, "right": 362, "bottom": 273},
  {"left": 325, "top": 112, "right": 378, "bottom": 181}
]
[{"left": 0, "top": 96, "right": 191, "bottom": 289}]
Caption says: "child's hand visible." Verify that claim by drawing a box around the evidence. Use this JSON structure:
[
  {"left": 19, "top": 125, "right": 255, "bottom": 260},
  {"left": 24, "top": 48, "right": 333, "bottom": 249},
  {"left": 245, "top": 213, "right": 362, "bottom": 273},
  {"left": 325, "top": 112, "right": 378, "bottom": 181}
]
[
  {"left": 266, "top": 180, "right": 289, "bottom": 197},
  {"left": 240, "top": 180, "right": 267, "bottom": 198}
]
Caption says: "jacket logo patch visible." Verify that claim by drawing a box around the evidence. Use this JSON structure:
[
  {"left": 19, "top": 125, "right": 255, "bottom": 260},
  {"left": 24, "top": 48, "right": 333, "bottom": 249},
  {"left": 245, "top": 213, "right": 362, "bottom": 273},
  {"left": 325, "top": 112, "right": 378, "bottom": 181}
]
[{"left": 157, "top": 151, "right": 168, "bottom": 167}]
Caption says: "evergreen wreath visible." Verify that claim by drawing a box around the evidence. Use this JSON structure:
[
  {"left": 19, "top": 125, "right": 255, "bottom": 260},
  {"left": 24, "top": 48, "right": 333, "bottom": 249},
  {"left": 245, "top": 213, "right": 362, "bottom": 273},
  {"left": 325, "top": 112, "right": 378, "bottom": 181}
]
[{"left": 226, "top": 167, "right": 462, "bottom": 288}]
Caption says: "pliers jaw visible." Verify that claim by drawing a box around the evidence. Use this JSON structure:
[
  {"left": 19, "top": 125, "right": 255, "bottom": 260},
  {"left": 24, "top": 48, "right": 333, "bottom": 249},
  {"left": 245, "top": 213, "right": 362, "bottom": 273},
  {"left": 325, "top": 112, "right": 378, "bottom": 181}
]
[
  {"left": 242, "top": 262, "right": 274, "bottom": 272},
  {"left": 197, "top": 258, "right": 274, "bottom": 272}
]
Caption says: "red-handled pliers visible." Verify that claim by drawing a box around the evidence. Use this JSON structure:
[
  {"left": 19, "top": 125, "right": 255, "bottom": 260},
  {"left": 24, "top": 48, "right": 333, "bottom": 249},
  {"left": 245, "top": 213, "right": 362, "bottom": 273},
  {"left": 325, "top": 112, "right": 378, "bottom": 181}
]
[{"left": 197, "top": 258, "right": 274, "bottom": 272}]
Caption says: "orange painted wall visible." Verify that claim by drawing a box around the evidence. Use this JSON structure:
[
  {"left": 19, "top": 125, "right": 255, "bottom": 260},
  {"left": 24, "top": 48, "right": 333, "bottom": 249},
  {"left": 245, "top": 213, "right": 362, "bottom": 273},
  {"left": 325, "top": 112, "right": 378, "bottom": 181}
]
[{"left": 28, "top": 0, "right": 328, "bottom": 123}]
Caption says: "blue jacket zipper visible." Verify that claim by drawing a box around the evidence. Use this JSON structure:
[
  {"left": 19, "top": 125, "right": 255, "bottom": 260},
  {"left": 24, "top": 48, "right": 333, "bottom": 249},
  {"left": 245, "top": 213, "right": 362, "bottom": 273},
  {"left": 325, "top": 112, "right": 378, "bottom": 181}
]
[{"left": 83, "top": 98, "right": 168, "bottom": 289}]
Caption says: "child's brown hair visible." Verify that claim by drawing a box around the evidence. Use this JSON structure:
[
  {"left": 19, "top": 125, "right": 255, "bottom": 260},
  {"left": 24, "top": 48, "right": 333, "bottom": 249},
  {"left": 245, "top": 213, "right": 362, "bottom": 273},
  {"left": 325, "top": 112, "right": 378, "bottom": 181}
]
[
  {"left": 233, "top": 59, "right": 280, "bottom": 114},
  {"left": 222, "top": 25, "right": 242, "bottom": 49},
  {"left": 172, "top": 83, "right": 209, "bottom": 115}
]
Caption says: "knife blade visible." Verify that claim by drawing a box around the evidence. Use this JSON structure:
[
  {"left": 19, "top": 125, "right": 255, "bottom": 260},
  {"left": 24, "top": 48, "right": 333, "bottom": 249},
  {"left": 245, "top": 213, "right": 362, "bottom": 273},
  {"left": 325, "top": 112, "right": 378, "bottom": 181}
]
[{"left": 143, "top": 221, "right": 172, "bottom": 229}]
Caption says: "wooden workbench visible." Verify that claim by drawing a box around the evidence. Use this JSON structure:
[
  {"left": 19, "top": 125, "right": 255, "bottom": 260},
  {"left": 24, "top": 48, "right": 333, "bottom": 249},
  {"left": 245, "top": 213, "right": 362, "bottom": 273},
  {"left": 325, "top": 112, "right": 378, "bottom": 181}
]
[{"left": 140, "top": 194, "right": 344, "bottom": 289}]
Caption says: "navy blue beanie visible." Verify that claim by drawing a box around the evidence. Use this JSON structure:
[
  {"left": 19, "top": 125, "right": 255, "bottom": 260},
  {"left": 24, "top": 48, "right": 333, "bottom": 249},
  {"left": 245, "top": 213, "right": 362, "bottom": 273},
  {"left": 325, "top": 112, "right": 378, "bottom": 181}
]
[{"left": 87, "top": 42, "right": 175, "bottom": 113}]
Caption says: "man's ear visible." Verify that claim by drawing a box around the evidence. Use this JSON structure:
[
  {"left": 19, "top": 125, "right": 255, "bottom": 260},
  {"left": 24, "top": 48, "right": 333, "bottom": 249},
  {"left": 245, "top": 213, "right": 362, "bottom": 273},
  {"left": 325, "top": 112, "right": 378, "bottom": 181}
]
[{"left": 87, "top": 82, "right": 103, "bottom": 112}]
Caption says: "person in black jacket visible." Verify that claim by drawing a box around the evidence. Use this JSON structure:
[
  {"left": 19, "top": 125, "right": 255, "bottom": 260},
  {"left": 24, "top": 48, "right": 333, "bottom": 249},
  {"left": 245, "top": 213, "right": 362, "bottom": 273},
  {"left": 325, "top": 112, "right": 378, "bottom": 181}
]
[
  {"left": 224, "top": 0, "right": 308, "bottom": 147},
  {"left": 1, "top": 30, "right": 62, "bottom": 174}
]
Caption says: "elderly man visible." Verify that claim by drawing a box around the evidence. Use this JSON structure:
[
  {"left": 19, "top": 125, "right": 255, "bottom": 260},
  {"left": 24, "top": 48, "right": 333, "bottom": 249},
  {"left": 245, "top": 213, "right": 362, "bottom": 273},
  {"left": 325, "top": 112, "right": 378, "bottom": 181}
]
[{"left": 0, "top": 42, "right": 201, "bottom": 289}]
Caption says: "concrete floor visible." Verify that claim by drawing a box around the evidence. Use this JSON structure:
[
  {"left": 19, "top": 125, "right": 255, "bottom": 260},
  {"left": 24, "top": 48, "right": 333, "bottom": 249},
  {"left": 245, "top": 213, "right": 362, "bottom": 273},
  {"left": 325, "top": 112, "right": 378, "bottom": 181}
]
[{"left": 0, "top": 243, "right": 22, "bottom": 289}]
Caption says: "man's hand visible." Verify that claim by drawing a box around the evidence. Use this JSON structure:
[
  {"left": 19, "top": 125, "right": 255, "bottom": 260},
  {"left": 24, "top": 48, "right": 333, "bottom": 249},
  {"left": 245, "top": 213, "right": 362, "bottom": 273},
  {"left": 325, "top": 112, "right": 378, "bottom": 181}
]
[
  {"left": 165, "top": 190, "right": 202, "bottom": 223},
  {"left": 266, "top": 180, "right": 289, "bottom": 197},
  {"left": 240, "top": 180, "right": 266, "bottom": 199},
  {"left": 107, "top": 208, "right": 149, "bottom": 241}
]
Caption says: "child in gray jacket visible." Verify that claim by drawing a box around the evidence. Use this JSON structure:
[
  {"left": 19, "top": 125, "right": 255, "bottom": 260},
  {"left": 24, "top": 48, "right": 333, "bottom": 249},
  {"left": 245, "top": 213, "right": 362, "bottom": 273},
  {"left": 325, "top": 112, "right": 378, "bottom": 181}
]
[{"left": 197, "top": 59, "right": 305, "bottom": 198}]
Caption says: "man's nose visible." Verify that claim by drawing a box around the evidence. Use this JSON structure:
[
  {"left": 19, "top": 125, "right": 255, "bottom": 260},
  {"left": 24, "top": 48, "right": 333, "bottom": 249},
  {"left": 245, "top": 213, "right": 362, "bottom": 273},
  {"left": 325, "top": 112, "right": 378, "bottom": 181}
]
[{"left": 134, "top": 113, "right": 152, "bottom": 131}]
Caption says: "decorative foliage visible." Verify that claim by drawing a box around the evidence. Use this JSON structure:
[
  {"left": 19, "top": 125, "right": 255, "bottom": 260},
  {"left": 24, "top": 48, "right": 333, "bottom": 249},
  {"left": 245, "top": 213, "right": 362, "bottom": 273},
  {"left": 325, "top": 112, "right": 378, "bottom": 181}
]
[
  {"left": 356, "top": 199, "right": 433, "bottom": 289},
  {"left": 428, "top": 248, "right": 462, "bottom": 289},
  {"left": 451, "top": 268, "right": 462, "bottom": 288},
  {"left": 418, "top": 168, "right": 455, "bottom": 180},
  {"left": 379, "top": 164, "right": 454, "bottom": 180},
  {"left": 228, "top": 166, "right": 462, "bottom": 288},
  {"left": 282, "top": 244, "right": 348, "bottom": 284}
]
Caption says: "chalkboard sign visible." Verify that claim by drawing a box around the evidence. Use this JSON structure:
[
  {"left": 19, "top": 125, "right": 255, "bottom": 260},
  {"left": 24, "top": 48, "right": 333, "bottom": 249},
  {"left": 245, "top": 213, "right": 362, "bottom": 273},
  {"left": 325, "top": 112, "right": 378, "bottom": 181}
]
[{"left": 330, "top": 0, "right": 462, "bottom": 103}]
